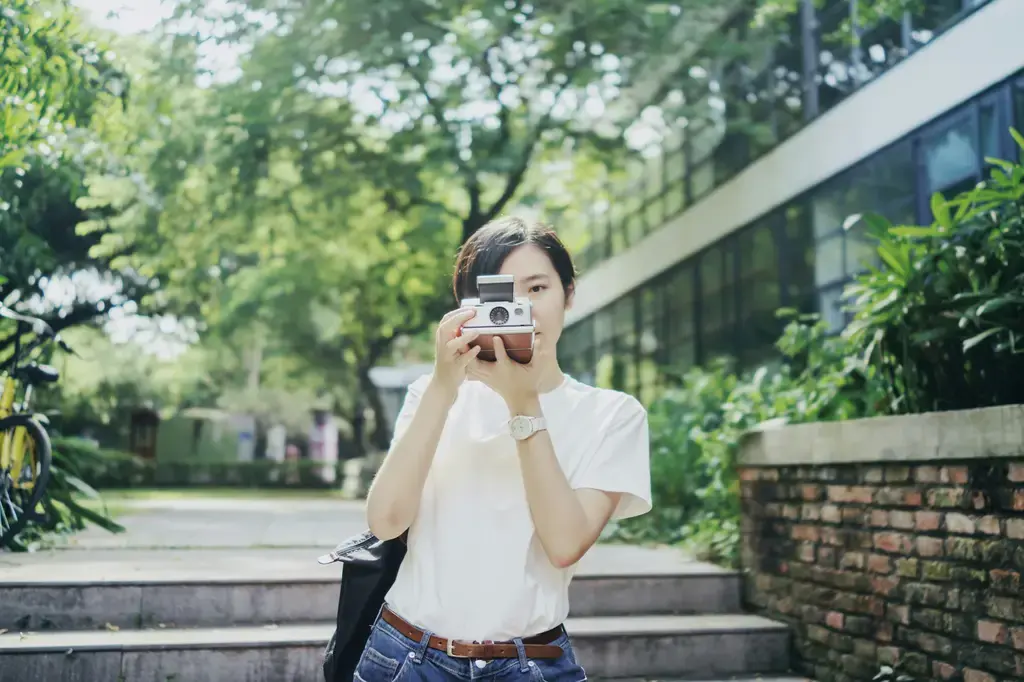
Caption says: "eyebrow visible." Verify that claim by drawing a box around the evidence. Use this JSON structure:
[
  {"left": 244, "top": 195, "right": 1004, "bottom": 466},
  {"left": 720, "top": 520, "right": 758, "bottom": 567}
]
[{"left": 522, "top": 274, "right": 550, "bottom": 284}]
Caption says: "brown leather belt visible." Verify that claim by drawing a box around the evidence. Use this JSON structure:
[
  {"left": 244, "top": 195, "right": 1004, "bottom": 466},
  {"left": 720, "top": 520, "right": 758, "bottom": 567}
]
[{"left": 381, "top": 606, "right": 565, "bottom": 660}]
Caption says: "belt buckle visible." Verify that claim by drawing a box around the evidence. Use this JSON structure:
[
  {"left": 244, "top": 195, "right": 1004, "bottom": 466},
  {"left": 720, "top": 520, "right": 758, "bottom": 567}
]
[{"left": 446, "top": 639, "right": 469, "bottom": 658}]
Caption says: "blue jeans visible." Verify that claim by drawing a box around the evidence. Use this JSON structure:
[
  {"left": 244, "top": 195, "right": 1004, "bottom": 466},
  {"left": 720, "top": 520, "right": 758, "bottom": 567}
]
[{"left": 354, "top": 611, "right": 587, "bottom": 682}]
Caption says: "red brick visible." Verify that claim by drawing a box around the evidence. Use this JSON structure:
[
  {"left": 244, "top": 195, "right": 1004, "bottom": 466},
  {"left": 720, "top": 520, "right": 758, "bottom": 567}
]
[
  {"left": 887, "top": 604, "right": 909, "bottom": 625},
  {"left": 917, "top": 536, "right": 944, "bottom": 557},
  {"left": 821, "top": 504, "right": 841, "bottom": 523},
  {"left": 991, "top": 569, "right": 1021, "bottom": 592},
  {"left": 978, "top": 515, "right": 1001, "bottom": 535},
  {"left": 874, "top": 532, "right": 912, "bottom": 554},
  {"left": 840, "top": 552, "right": 865, "bottom": 570},
  {"left": 941, "top": 465, "right": 969, "bottom": 484},
  {"left": 782, "top": 504, "right": 801, "bottom": 519},
  {"left": 1009, "top": 519, "right": 1024, "bottom": 540},
  {"left": 828, "top": 485, "right": 875, "bottom": 504},
  {"left": 916, "top": 511, "right": 942, "bottom": 531},
  {"left": 864, "top": 467, "right": 884, "bottom": 483},
  {"left": 1011, "top": 627, "right": 1024, "bottom": 650},
  {"left": 1009, "top": 463, "right": 1024, "bottom": 482},
  {"left": 798, "top": 543, "right": 816, "bottom": 562},
  {"left": 821, "top": 527, "right": 841, "bottom": 546},
  {"left": 889, "top": 510, "right": 915, "bottom": 530},
  {"left": 928, "top": 488, "right": 964, "bottom": 508},
  {"left": 978, "top": 620, "right": 1008, "bottom": 644},
  {"left": 904, "top": 489, "right": 923, "bottom": 506},
  {"left": 868, "top": 554, "right": 892, "bottom": 574},
  {"left": 964, "top": 669, "right": 995, "bottom": 682},
  {"left": 870, "top": 510, "right": 890, "bottom": 527},
  {"left": 792, "top": 525, "right": 820, "bottom": 542},
  {"left": 801, "top": 504, "right": 821, "bottom": 521},
  {"left": 933, "top": 661, "right": 957, "bottom": 680},
  {"left": 915, "top": 465, "right": 939, "bottom": 482},
  {"left": 739, "top": 468, "right": 759, "bottom": 481},
  {"left": 801, "top": 484, "right": 823, "bottom": 501},
  {"left": 877, "top": 646, "right": 900, "bottom": 665},
  {"left": 1016, "top": 490, "right": 1024, "bottom": 512},
  {"left": 945, "top": 513, "right": 976, "bottom": 534},
  {"left": 825, "top": 611, "right": 844, "bottom": 629},
  {"left": 872, "top": 576, "right": 900, "bottom": 596},
  {"left": 878, "top": 621, "right": 894, "bottom": 642}
]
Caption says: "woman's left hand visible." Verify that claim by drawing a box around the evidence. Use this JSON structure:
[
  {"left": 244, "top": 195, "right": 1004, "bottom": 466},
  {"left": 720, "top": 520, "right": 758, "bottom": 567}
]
[{"left": 468, "top": 337, "right": 541, "bottom": 413}]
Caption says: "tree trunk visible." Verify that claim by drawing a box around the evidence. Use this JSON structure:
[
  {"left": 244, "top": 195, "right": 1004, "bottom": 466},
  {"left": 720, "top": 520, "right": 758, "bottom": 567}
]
[
  {"left": 357, "top": 364, "right": 393, "bottom": 453},
  {"left": 461, "top": 213, "right": 487, "bottom": 244}
]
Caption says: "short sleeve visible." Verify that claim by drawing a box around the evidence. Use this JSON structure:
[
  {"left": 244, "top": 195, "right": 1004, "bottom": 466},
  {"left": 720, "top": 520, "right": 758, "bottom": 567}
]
[
  {"left": 389, "top": 374, "right": 432, "bottom": 448},
  {"left": 571, "top": 396, "right": 652, "bottom": 520}
]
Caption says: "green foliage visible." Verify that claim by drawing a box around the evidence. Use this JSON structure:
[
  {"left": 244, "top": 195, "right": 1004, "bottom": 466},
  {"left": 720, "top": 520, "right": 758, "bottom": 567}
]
[
  {"left": 8, "top": 436, "right": 126, "bottom": 551},
  {"left": 843, "top": 129, "right": 1024, "bottom": 414},
  {"left": 608, "top": 314, "right": 883, "bottom": 565},
  {"left": 0, "top": 0, "right": 125, "bottom": 170},
  {"left": 619, "top": 129, "right": 1024, "bottom": 566},
  {"left": 84, "top": 457, "right": 350, "bottom": 491}
]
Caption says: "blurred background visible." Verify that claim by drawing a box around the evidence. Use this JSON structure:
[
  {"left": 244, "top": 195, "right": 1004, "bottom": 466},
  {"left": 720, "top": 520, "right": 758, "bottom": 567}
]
[{"left": 3, "top": 0, "right": 1022, "bottom": 554}]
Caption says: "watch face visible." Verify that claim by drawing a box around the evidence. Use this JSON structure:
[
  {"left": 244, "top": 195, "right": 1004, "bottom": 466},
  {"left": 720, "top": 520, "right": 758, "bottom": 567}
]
[{"left": 509, "top": 417, "right": 532, "bottom": 440}]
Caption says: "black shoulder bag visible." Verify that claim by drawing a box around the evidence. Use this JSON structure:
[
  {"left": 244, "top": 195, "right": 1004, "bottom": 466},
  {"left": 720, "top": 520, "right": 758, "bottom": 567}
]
[{"left": 318, "top": 530, "right": 408, "bottom": 682}]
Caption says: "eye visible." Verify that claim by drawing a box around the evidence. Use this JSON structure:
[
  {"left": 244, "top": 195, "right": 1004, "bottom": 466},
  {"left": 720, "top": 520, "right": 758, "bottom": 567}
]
[{"left": 529, "top": 284, "right": 546, "bottom": 294}]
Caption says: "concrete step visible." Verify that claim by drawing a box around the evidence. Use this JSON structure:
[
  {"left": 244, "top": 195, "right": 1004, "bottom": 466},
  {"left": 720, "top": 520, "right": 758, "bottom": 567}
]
[
  {"left": 0, "top": 614, "right": 790, "bottom": 682},
  {"left": 0, "top": 549, "right": 739, "bottom": 631}
]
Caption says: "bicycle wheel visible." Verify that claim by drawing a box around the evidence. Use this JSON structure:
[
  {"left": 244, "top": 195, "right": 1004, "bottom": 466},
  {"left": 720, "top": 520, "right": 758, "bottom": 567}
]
[{"left": 0, "top": 413, "right": 52, "bottom": 549}]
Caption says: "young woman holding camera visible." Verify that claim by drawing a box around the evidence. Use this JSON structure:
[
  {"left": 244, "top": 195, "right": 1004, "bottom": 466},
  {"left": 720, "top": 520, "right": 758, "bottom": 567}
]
[{"left": 360, "top": 216, "right": 652, "bottom": 682}]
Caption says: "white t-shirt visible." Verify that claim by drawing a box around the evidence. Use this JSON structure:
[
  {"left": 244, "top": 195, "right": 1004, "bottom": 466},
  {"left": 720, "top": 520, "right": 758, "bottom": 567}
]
[{"left": 384, "top": 373, "right": 652, "bottom": 641}]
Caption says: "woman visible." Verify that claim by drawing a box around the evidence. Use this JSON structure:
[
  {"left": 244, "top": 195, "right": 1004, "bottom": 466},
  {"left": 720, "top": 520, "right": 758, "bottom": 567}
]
[{"left": 360, "top": 216, "right": 652, "bottom": 682}]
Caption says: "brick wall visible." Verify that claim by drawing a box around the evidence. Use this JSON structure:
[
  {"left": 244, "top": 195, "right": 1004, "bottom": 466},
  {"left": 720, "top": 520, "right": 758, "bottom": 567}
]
[{"left": 739, "top": 459, "right": 1024, "bottom": 682}]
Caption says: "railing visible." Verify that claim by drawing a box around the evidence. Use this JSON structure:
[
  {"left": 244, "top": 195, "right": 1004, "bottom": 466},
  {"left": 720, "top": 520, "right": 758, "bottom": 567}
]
[{"left": 574, "top": 0, "right": 993, "bottom": 273}]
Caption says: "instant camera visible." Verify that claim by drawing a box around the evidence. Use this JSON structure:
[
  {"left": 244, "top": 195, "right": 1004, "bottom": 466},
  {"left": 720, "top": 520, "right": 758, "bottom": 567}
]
[{"left": 459, "top": 274, "right": 535, "bottom": 364}]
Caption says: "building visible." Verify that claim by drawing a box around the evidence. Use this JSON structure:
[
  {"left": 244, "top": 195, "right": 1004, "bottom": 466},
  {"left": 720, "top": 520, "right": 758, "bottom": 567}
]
[{"left": 558, "top": 0, "right": 1024, "bottom": 405}]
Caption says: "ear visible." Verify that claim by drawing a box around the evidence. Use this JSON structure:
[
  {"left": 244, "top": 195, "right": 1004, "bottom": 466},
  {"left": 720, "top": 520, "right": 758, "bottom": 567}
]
[{"left": 565, "top": 283, "right": 575, "bottom": 310}]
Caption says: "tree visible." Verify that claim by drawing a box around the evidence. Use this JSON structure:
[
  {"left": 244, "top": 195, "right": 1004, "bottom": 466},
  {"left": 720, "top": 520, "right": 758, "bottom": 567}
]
[{"left": 0, "top": 0, "right": 142, "bottom": 353}]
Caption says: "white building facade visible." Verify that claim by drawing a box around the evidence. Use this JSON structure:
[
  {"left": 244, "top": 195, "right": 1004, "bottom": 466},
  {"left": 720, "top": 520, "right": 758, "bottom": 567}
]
[{"left": 558, "top": 0, "right": 1024, "bottom": 404}]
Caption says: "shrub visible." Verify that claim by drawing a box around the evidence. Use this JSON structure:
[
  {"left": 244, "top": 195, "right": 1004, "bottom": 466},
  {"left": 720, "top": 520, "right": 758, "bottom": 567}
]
[
  {"left": 10, "top": 437, "right": 127, "bottom": 551},
  {"left": 844, "top": 129, "right": 1024, "bottom": 414},
  {"left": 607, "top": 314, "right": 883, "bottom": 566}
]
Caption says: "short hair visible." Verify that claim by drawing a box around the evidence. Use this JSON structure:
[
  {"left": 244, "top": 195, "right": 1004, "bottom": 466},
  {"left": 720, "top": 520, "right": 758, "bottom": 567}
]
[{"left": 452, "top": 216, "right": 577, "bottom": 302}]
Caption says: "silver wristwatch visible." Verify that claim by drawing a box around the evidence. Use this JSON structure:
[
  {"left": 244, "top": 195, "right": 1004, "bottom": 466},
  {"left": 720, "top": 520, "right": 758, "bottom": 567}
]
[{"left": 508, "top": 415, "right": 547, "bottom": 441}]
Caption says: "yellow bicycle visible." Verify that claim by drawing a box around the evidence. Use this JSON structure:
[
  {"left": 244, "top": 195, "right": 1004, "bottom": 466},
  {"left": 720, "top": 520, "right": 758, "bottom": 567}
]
[{"left": 0, "top": 305, "right": 72, "bottom": 548}]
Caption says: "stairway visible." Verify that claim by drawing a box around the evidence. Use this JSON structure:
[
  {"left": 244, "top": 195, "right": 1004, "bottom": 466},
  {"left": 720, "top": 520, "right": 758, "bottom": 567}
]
[{"left": 0, "top": 546, "right": 796, "bottom": 681}]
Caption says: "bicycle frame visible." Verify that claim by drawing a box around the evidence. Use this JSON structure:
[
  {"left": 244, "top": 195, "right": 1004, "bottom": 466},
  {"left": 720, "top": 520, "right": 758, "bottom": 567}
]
[{"left": 0, "top": 324, "right": 32, "bottom": 489}]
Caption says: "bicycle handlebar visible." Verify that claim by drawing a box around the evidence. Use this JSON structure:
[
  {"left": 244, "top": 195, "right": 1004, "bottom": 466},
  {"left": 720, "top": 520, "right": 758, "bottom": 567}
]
[{"left": 0, "top": 305, "right": 78, "bottom": 374}]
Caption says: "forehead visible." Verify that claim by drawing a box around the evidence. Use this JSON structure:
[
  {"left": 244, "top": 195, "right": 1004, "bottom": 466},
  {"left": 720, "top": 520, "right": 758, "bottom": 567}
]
[{"left": 498, "top": 244, "right": 556, "bottom": 278}]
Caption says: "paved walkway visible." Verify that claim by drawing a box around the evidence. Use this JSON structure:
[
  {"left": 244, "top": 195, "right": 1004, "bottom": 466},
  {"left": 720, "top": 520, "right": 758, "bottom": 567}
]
[
  {"left": 61, "top": 496, "right": 369, "bottom": 550},
  {"left": 0, "top": 495, "right": 699, "bottom": 583}
]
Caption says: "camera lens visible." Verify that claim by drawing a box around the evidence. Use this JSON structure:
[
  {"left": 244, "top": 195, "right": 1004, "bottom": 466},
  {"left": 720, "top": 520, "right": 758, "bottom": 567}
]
[
  {"left": 514, "top": 307, "right": 523, "bottom": 316},
  {"left": 489, "top": 307, "right": 510, "bottom": 325}
]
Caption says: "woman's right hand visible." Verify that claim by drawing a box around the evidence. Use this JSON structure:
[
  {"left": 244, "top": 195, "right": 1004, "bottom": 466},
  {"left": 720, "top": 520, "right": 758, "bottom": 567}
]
[{"left": 431, "top": 307, "right": 482, "bottom": 395}]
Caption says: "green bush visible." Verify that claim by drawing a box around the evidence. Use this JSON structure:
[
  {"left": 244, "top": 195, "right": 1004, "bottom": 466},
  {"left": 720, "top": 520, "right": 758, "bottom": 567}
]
[
  {"left": 608, "top": 314, "right": 883, "bottom": 566},
  {"left": 844, "top": 128, "right": 1024, "bottom": 414},
  {"left": 617, "top": 129, "right": 1024, "bottom": 566},
  {"left": 10, "top": 437, "right": 127, "bottom": 551}
]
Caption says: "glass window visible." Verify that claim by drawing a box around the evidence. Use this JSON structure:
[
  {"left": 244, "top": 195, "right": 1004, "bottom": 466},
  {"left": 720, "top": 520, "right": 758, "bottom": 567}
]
[
  {"left": 815, "top": 234, "right": 844, "bottom": 287},
  {"left": 818, "top": 285, "right": 847, "bottom": 334},
  {"left": 1015, "top": 78, "right": 1024, "bottom": 132},
  {"left": 867, "top": 139, "right": 915, "bottom": 208},
  {"left": 783, "top": 202, "right": 817, "bottom": 313},
  {"left": 844, "top": 220, "right": 880, "bottom": 276},
  {"left": 922, "top": 114, "right": 980, "bottom": 195}
]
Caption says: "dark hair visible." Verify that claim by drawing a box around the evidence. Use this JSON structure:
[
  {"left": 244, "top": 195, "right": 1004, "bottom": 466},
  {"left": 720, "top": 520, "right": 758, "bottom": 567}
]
[{"left": 452, "top": 216, "right": 577, "bottom": 302}]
